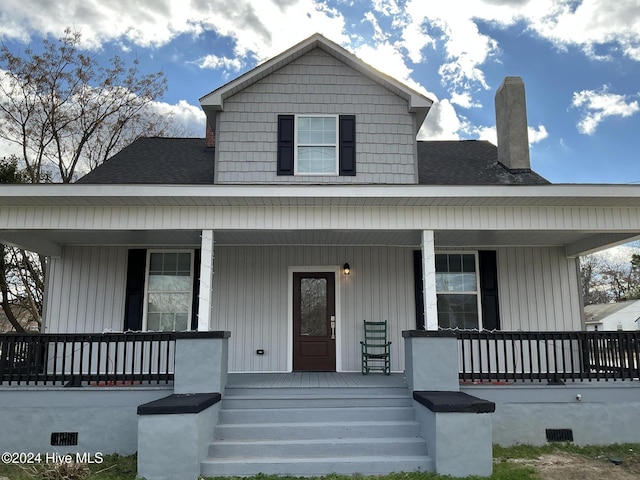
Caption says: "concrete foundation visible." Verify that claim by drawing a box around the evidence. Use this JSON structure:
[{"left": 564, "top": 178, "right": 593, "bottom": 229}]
[
  {"left": 0, "top": 387, "right": 170, "bottom": 454},
  {"left": 462, "top": 383, "right": 640, "bottom": 446}
]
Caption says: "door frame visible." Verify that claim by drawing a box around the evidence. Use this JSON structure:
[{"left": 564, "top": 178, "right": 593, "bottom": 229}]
[{"left": 287, "top": 266, "right": 342, "bottom": 372}]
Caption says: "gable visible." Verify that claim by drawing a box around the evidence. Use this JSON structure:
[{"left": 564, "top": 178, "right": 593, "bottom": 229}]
[{"left": 212, "top": 47, "right": 421, "bottom": 184}]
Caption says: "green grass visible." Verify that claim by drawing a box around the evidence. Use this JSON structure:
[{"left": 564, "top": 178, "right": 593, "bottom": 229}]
[
  {"left": 493, "top": 442, "right": 639, "bottom": 462},
  {"left": 203, "top": 466, "right": 538, "bottom": 480},
  {"left": 0, "top": 453, "right": 137, "bottom": 480},
  {"left": 1, "top": 445, "right": 639, "bottom": 480}
]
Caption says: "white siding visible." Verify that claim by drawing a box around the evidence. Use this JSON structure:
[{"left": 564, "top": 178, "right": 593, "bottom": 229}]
[
  {"left": 42, "top": 243, "right": 583, "bottom": 373},
  {"left": 215, "top": 48, "right": 417, "bottom": 184},
  {"left": 45, "top": 246, "right": 127, "bottom": 333},
  {"left": 211, "top": 245, "right": 416, "bottom": 373},
  {"left": 497, "top": 247, "right": 582, "bottom": 331}
]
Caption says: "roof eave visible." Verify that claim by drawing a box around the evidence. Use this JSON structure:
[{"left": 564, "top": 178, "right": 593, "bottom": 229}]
[{"left": 4, "top": 184, "right": 640, "bottom": 208}]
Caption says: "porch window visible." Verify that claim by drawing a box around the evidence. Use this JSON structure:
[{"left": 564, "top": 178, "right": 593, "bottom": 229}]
[
  {"left": 436, "top": 253, "right": 481, "bottom": 330},
  {"left": 143, "top": 250, "right": 194, "bottom": 331}
]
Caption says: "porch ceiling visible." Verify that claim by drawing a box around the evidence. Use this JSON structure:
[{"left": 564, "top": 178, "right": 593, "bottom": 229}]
[{"left": 2, "top": 229, "right": 637, "bottom": 254}]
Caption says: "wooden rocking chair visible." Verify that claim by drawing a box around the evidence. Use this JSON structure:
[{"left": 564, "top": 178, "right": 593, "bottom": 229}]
[{"left": 360, "top": 320, "right": 391, "bottom": 375}]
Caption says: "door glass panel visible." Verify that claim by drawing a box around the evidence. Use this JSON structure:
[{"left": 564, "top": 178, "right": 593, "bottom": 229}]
[{"left": 300, "top": 277, "right": 327, "bottom": 336}]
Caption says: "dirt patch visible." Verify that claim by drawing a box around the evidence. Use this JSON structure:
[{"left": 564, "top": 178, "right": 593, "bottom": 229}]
[{"left": 507, "top": 453, "right": 640, "bottom": 480}]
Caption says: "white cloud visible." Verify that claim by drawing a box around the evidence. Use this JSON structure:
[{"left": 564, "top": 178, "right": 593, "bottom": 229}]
[
  {"left": 528, "top": 124, "right": 549, "bottom": 144},
  {"left": 465, "top": 123, "right": 548, "bottom": 146},
  {"left": 2, "top": 0, "right": 639, "bottom": 148},
  {"left": 450, "top": 92, "right": 482, "bottom": 109},
  {"left": 150, "top": 99, "right": 206, "bottom": 137},
  {"left": 571, "top": 86, "right": 640, "bottom": 135},
  {"left": 527, "top": 0, "right": 640, "bottom": 61},
  {"left": 473, "top": 125, "right": 497, "bottom": 145},
  {"left": 371, "top": 0, "right": 401, "bottom": 17},
  {"left": 417, "top": 98, "right": 465, "bottom": 140},
  {"left": 0, "top": 0, "right": 349, "bottom": 60},
  {"left": 197, "top": 54, "right": 243, "bottom": 73},
  {"left": 363, "top": 11, "right": 387, "bottom": 42}
]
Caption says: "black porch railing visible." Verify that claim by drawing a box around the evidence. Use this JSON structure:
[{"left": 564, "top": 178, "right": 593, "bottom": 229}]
[
  {"left": 457, "top": 331, "right": 640, "bottom": 383},
  {"left": 0, "top": 332, "right": 176, "bottom": 386}
]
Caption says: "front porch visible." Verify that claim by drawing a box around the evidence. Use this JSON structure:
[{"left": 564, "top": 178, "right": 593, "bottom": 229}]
[{"left": 2, "top": 330, "right": 640, "bottom": 480}]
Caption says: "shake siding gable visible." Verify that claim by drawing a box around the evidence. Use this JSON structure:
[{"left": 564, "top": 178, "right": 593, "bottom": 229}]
[{"left": 215, "top": 48, "right": 417, "bottom": 184}]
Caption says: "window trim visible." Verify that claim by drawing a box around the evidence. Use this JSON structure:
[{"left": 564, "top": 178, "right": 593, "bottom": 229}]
[
  {"left": 142, "top": 249, "right": 195, "bottom": 332},
  {"left": 294, "top": 114, "right": 339, "bottom": 176},
  {"left": 435, "top": 251, "right": 483, "bottom": 330}
]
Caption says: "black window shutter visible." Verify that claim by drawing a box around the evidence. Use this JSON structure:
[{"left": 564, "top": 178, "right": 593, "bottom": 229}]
[
  {"left": 339, "top": 115, "right": 356, "bottom": 176},
  {"left": 413, "top": 250, "right": 425, "bottom": 329},
  {"left": 191, "top": 249, "right": 201, "bottom": 330},
  {"left": 124, "top": 249, "right": 146, "bottom": 331},
  {"left": 277, "top": 115, "right": 294, "bottom": 175},
  {"left": 479, "top": 250, "right": 501, "bottom": 330}
]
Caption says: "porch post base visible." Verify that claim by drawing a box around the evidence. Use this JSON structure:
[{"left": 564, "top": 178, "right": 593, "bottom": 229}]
[
  {"left": 173, "top": 332, "right": 230, "bottom": 394},
  {"left": 403, "top": 330, "right": 459, "bottom": 391}
]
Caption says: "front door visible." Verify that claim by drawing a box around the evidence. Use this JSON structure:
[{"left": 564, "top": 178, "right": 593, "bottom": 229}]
[{"left": 293, "top": 272, "right": 336, "bottom": 371}]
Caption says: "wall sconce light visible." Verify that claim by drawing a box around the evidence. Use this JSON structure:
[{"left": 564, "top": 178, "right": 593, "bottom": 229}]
[{"left": 343, "top": 263, "right": 351, "bottom": 275}]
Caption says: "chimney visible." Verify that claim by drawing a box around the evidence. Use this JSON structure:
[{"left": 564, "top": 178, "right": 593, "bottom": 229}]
[
  {"left": 205, "top": 122, "right": 215, "bottom": 148},
  {"left": 495, "top": 76, "right": 530, "bottom": 171}
]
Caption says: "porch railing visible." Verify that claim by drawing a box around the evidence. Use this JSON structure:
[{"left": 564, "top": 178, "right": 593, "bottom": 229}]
[
  {"left": 457, "top": 331, "right": 640, "bottom": 383},
  {"left": 0, "top": 332, "right": 176, "bottom": 386}
]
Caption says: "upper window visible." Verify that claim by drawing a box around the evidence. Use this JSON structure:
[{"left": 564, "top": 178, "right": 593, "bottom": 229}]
[
  {"left": 435, "top": 253, "right": 481, "bottom": 330},
  {"left": 296, "top": 116, "right": 338, "bottom": 175},
  {"left": 143, "top": 250, "right": 194, "bottom": 331},
  {"left": 277, "top": 114, "right": 356, "bottom": 177}
]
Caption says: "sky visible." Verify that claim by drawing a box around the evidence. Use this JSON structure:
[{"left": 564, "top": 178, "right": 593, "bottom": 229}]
[{"left": 0, "top": 0, "right": 639, "bottom": 184}]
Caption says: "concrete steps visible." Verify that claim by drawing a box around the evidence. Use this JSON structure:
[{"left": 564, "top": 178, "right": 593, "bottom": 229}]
[{"left": 201, "top": 384, "right": 433, "bottom": 477}]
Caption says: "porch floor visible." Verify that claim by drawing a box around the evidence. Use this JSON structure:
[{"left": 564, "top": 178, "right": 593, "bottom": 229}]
[{"left": 226, "top": 372, "right": 407, "bottom": 388}]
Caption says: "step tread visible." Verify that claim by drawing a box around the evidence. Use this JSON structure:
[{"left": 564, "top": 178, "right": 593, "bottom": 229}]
[
  {"left": 220, "top": 406, "right": 413, "bottom": 413},
  {"left": 222, "top": 396, "right": 410, "bottom": 399},
  {"left": 211, "top": 436, "right": 424, "bottom": 445},
  {"left": 203, "top": 455, "right": 431, "bottom": 464},
  {"left": 216, "top": 419, "right": 420, "bottom": 427}
]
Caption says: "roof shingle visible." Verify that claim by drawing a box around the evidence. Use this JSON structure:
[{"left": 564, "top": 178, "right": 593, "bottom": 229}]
[{"left": 76, "top": 137, "right": 549, "bottom": 185}]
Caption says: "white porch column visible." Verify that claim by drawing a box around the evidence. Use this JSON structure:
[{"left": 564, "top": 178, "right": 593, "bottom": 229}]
[
  {"left": 197, "top": 230, "right": 214, "bottom": 331},
  {"left": 421, "top": 230, "right": 438, "bottom": 330}
]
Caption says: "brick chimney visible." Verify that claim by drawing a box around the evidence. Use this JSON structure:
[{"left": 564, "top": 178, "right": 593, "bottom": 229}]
[
  {"left": 495, "top": 76, "right": 530, "bottom": 171},
  {"left": 205, "top": 122, "right": 215, "bottom": 147}
]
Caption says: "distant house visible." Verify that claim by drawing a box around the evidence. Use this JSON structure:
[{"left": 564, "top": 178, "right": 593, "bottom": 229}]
[{"left": 585, "top": 300, "right": 640, "bottom": 331}]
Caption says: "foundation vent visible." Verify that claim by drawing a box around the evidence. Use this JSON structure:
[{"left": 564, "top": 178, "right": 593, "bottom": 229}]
[
  {"left": 50, "top": 432, "right": 78, "bottom": 446},
  {"left": 545, "top": 428, "right": 573, "bottom": 442}
]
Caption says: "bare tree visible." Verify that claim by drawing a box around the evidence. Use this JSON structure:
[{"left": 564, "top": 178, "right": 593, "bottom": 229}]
[
  {"left": 0, "top": 28, "right": 170, "bottom": 182},
  {"left": 580, "top": 254, "right": 607, "bottom": 305},
  {"left": 580, "top": 244, "right": 640, "bottom": 305},
  {"left": 0, "top": 29, "right": 172, "bottom": 330}
]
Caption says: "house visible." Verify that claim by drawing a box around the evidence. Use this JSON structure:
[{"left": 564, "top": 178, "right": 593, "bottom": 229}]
[
  {"left": 2, "top": 33, "right": 640, "bottom": 479},
  {"left": 585, "top": 300, "right": 640, "bottom": 331}
]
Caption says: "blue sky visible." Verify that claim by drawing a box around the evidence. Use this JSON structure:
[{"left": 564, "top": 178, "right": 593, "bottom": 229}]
[{"left": 1, "top": 0, "right": 639, "bottom": 184}]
